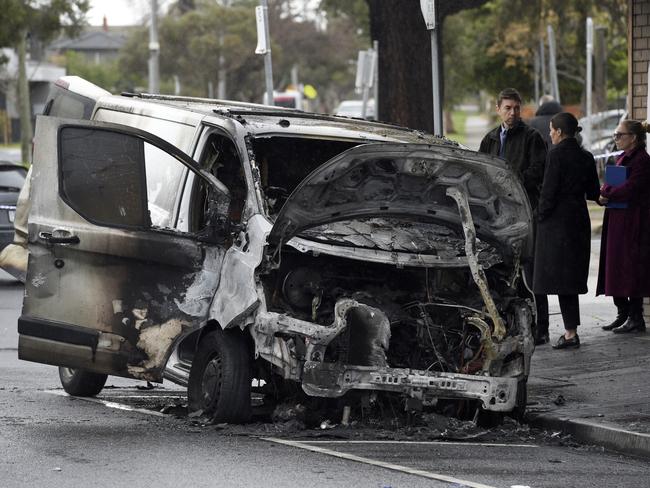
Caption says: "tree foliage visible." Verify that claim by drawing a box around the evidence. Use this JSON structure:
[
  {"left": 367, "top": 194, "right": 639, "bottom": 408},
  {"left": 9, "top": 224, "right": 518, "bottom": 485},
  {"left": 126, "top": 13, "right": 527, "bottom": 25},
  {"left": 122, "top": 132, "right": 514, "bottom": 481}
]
[
  {"left": 319, "top": 0, "right": 489, "bottom": 131},
  {"left": 0, "top": 0, "right": 89, "bottom": 164},
  {"left": 118, "top": 0, "right": 362, "bottom": 108},
  {"left": 62, "top": 51, "right": 122, "bottom": 92},
  {"left": 321, "top": 0, "right": 628, "bottom": 129},
  {"left": 443, "top": 0, "right": 628, "bottom": 105},
  {"left": 0, "top": 0, "right": 89, "bottom": 47}
]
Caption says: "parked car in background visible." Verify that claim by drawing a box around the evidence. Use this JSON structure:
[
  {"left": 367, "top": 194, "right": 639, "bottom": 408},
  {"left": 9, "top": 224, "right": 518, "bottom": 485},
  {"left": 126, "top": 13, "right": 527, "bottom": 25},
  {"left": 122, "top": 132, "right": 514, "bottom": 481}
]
[
  {"left": 578, "top": 108, "right": 625, "bottom": 145},
  {"left": 12, "top": 76, "right": 536, "bottom": 425},
  {"left": 581, "top": 109, "right": 626, "bottom": 180},
  {"left": 334, "top": 99, "right": 376, "bottom": 120},
  {"left": 0, "top": 162, "right": 27, "bottom": 251}
]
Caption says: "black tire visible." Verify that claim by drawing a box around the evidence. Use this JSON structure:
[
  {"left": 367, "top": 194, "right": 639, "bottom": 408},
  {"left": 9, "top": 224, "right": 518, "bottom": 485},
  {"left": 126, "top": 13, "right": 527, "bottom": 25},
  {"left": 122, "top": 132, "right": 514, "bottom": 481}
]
[
  {"left": 58, "top": 367, "right": 108, "bottom": 397},
  {"left": 510, "top": 377, "right": 528, "bottom": 422},
  {"left": 187, "top": 328, "right": 252, "bottom": 423}
]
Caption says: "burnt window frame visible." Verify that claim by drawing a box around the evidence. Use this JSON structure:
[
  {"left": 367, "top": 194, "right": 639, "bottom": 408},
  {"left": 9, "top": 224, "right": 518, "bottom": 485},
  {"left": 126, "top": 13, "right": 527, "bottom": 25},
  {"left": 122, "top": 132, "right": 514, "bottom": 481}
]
[
  {"left": 189, "top": 130, "right": 247, "bottom": 230},
  {"left": 57, "top": 122, "right": 213, "bottom": 233}
]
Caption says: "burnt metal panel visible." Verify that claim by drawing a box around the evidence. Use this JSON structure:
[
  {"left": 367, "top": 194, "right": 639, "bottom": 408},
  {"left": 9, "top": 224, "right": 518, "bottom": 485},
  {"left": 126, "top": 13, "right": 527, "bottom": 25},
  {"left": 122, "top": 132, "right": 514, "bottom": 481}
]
[{"left": 18, "top": 316, "right": 99, "bottom": 351}]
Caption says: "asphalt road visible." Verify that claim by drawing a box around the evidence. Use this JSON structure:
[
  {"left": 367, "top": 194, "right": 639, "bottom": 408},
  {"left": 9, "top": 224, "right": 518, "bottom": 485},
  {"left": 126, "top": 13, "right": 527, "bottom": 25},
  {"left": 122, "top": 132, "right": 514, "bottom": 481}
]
[{"left": 1, "top": 271, "right": 649, "bottom": 488}]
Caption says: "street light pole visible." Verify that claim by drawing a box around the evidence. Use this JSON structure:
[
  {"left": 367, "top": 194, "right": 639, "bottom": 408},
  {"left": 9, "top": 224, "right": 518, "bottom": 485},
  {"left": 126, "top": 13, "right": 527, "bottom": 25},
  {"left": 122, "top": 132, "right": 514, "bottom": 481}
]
[
  {"left": 420, "top": 0, "right": 442, "bottom": 136},
  {"left": 430, "top": 28, "right": 442, "bottom": 135},
  {"left": 547, "top": 24, "right": 560, "bottom": 104},
  {"left": 148, "top": 0, "right": 160, "bottom": 93},
  {"left": 585, "top": 17, "right": 594, "bottom": 150},
  {"left": 255, "top": 0, "right": 274, "bottom": 105}
]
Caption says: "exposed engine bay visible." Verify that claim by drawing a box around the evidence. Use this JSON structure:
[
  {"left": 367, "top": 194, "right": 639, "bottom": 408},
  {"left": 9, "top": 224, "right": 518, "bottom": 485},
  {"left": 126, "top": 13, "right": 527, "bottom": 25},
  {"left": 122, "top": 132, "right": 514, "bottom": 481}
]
[
  {"left": 254, "top": 245, "right": 534, "bottom": 411},
  {"left": 239, "top": 139, "right": 536, "bottom": 414}
]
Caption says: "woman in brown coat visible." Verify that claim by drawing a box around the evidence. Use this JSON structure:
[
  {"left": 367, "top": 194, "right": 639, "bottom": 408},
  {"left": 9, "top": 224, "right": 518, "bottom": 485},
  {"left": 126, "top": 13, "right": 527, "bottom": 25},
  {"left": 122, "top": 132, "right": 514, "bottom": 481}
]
[
  {"left": 598, "top": 120, "right": 650, "bottom": 333},
  {"left": 533, "top": 113, "right": 600, "bottom": 349}
]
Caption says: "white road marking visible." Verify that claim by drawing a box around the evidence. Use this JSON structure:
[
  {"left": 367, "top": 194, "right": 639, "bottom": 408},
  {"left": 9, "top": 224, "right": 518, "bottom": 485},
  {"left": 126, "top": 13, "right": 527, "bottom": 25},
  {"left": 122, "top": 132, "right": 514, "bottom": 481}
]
[
  {"left": 299, "top": 440, "right": 537, "bottom": 448},
  {"left": 94, "top": 394, "right": 186, "bottom": 398},
  {"left": 44, "top": 390, "right": 168, "bottom": 417},
  {"left": 262, "top": 437, "right": 501, "bottom": 488}
]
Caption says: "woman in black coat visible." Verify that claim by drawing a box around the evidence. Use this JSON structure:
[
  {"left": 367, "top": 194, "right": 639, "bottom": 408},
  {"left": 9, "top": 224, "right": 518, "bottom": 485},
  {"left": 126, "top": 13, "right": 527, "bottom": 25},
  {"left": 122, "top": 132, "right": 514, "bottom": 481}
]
[{"left": 533, "top": 112, "right": 601, "bottom": 349}]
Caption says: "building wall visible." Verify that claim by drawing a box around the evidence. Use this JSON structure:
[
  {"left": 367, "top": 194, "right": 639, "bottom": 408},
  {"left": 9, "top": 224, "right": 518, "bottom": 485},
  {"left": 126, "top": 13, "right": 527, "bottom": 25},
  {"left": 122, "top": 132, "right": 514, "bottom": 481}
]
[
  {"left": 630, "top": 0, "right": 650, "bottom": 120},
  {"left": 629, "top": 0, "right": 650, "bottom": 321}
]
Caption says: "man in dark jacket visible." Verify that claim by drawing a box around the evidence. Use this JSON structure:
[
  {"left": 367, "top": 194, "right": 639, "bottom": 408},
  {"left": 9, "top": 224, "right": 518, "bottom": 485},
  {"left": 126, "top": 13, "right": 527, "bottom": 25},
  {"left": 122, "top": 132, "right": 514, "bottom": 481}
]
[
  {"left": 529, "top": 95, "right": 563, "bottom": 148},
  {"left": 479, "top": 88, "right": 549, "bottom": 344}
]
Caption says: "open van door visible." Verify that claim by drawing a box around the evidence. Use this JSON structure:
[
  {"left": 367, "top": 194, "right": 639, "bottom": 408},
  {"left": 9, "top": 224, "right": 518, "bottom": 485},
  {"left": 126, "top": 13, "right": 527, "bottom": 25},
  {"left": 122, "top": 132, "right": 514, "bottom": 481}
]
[{"left": 18, "top": 116, "right": 229, "bottom": 382}]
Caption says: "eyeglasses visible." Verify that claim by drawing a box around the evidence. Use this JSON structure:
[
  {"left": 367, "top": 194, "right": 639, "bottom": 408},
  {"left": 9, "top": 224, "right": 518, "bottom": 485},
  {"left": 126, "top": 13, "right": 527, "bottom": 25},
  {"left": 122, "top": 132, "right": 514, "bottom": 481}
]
[{"left": 613, "top": 132, "right": 633, "bottom": 140}]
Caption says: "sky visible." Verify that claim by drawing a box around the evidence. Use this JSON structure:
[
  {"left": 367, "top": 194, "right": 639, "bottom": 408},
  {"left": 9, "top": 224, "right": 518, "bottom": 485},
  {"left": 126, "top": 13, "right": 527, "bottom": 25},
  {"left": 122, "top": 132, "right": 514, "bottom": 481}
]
[
  {"left": 86, "top": 0, "right": 321, "bottom": 26},
  {"left": 86, "top": 0, "right": 172, "bottom": 26}
]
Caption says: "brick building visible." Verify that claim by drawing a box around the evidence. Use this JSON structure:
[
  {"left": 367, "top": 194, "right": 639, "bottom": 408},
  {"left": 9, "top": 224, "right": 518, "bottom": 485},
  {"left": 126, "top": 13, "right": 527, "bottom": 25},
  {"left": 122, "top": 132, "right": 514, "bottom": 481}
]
[
  {"left": 628, "top": 0, "right": 650, "bottom": 319},
  {"left": 629, "top": 0, "right": 650, "bottom": 119}
]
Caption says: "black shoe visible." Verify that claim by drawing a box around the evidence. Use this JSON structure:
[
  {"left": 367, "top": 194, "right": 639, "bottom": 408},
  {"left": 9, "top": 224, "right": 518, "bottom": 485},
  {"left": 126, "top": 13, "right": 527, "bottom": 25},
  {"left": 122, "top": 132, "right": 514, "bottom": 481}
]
[
  {"left": 612, "top": 316, "right": 646, "bottom": 334},
  {"left": 602, "top": 314, "right": 628, "bottom": 331},
  {"left": 535, "top": 333, "right": 550, "bottom": 345},
  {"left": 552, "top": 334, "right": 580, "bottom": 349}
]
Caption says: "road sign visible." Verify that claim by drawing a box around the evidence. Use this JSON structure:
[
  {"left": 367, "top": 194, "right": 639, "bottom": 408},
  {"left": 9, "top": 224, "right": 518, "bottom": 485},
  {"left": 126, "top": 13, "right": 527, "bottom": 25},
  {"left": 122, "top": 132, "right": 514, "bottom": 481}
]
[
  {"left": 355, "top": 49, "right": 377, "bottom": 90},
  {"left": 303, "top": 84, "right": 317, "bottom": 100},
  {"left": 255, "top": 6, "right": 269, "bottom": 54},
  {"left": 420, "top": 0, "right": 436, "bottom": 30}
]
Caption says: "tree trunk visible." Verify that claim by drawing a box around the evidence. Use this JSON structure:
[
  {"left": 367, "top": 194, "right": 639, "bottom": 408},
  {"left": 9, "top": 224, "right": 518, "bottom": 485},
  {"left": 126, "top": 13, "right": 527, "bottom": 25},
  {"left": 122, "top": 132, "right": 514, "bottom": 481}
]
[
  {"left": 367, "top": 0, "right": 488, "bottom": 132},
  {"left": 367, "top": 0, "right": 432, "bottom": 132},
  {"left": 17, "top": 30, "right": 33, "bottom": 166}
]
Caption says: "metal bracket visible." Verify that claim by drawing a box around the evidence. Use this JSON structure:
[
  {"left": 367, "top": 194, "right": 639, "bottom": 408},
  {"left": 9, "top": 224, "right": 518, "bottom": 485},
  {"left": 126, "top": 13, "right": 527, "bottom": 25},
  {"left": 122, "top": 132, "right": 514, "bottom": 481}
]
[{"left": 446, "top": 187, "right": 506, "bottom": 340}]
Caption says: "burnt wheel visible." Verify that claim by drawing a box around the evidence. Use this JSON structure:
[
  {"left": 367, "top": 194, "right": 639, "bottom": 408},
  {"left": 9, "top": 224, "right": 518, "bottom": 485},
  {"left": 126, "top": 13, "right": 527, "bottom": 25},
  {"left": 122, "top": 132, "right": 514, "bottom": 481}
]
[
  {"left": 58, "top": 367, "right": 107, "bottom": 397},
  {"left": 188, "top": 328, "right": 252, "bottom": 423}
]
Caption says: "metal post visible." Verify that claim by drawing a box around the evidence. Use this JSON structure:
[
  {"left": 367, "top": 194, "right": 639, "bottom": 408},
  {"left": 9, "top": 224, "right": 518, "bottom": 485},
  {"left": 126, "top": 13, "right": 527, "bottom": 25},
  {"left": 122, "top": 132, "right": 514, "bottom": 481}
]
[
  {"left": 17, "top": 30, "right": 32, "bottom": 165},
  {"left": 217, "top": 39, "right": 226, "bottom": 99},
  {"left": 260, "top": 0, "right": 274, "bottom": 105},
  {"left": 430, "top": 29, "right": 442, "bottom": 135},
  {"left": 361, "top": 83, "right": 370, "bottom": 119},
  {"left": 361, "top": 48, "right": 376, "bottom": 119},
  {"left": 547, "top": 24, "right": 560, "bottom": 104},
  {"left": 291, "top": 65, "right": 302, "bottom": 109},
  {"left": 534, "top": 49, "right": 540, "bottom": 104},
  {"left": 173, "top": 75, "right": 180, "bottom": 95},
  {"left": 540, "top": 38, "right": 547, "bottom": 94},
  {"left": 585, "top": 18, "right": 594, "bottom": 150},
  {"left": 373, "top": 40, "right": 379, "bottom": 119},
  {"left": 594, "top": 26, "right": 607, "bottom": 112},
  {"left": 420, "top": 0, "right": 442, "bottom": 135},
  {"left": 217, "top": 0, "right": 230, "bottom": 99},
  {"left": 148, "top": 0, "right": 160, "bottom": 93}
]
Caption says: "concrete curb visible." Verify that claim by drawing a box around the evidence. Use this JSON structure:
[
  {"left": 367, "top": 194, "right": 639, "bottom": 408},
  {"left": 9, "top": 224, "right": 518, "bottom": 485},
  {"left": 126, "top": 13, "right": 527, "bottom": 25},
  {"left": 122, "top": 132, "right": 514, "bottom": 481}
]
[{"left": 526, "top": 412, "right": 650, "bottom": 459}]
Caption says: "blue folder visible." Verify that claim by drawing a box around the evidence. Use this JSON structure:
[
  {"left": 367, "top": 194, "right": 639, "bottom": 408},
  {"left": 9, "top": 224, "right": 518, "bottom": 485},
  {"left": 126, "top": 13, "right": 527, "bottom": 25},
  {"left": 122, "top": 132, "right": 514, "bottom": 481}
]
[{"left": 605, "top": 165, "right": 629, "bottom": 209}]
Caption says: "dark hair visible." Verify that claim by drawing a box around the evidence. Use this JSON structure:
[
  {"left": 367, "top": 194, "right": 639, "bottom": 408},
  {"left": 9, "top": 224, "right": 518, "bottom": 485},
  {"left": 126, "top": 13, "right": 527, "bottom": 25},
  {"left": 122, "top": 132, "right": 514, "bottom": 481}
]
[
  {"left": 620, "top": 119, "right": 650, "bottom": 148},
  {"left": 497, "top": 88, "right": 522, "bottom": 107},
  {"left": 550, "top": 112, "right": 581, "bottom": 138}
]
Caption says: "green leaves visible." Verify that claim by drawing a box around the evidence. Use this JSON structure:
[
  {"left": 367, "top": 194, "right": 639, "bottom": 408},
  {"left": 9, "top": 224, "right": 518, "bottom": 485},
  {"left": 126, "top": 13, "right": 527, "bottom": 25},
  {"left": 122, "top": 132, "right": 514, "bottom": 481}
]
[
  {"left": 117, "top": 0, "right": 363, "bottom": 104},
  {"left": 0, "top": 0, "right": 89, "bottom": 48},
  {"left": 443, "top": 0, "right": 628, "bottom": 105}
]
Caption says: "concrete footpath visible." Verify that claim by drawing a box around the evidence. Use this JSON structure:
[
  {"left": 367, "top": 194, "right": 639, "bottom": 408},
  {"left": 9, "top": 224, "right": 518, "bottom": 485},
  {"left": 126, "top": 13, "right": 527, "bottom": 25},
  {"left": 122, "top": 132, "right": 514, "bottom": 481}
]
[
  {"left": 526, "top": 239, "right": 650, "bottom": 460},
  {"left": 463, "top": 114, "right": 650, "bottom": 459}
]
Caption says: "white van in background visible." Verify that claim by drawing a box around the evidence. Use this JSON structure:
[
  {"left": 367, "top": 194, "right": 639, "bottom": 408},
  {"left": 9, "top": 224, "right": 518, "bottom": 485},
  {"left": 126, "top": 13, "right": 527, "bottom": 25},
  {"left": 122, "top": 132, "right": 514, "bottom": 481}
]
[{"left": 334, "top": 99, "right": 375, "bottom": 120}]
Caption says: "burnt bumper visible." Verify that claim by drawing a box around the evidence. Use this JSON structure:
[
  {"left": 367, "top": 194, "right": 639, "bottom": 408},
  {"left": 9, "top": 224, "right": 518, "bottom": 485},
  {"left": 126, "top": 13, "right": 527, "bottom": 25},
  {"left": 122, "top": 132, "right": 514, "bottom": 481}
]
[{"left": 302, "top": 361, "right": 519, "bottom": 412}]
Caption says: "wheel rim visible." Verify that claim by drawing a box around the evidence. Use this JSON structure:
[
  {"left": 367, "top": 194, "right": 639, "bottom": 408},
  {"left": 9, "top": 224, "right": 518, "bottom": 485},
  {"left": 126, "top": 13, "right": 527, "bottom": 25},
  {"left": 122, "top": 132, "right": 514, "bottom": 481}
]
[
  {"left": 201, "top": 355, "right": 223, "bottom": 410},
  {"left": 60, "top": 367, "right": 76, "bottom": 382}
]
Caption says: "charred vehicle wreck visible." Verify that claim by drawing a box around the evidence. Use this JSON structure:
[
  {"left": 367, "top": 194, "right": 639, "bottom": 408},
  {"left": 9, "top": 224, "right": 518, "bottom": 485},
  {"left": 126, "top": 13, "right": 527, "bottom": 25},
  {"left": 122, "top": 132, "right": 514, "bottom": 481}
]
[{"left": 15, "top": 77, "right": 535, "bottom": 425}]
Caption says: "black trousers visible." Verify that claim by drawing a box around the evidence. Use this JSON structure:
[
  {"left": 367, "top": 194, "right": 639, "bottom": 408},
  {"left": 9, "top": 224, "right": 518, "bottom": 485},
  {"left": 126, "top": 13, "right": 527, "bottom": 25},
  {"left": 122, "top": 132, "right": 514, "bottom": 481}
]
[
  {"left": 558, "top": 294, "right": 580, "bottom": 330},
  {"left": 536, "top": 293, "right": 549, "bottom": 333},
  {"left": 613, "top": 296, "right": 644, "bottom": 317}
]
